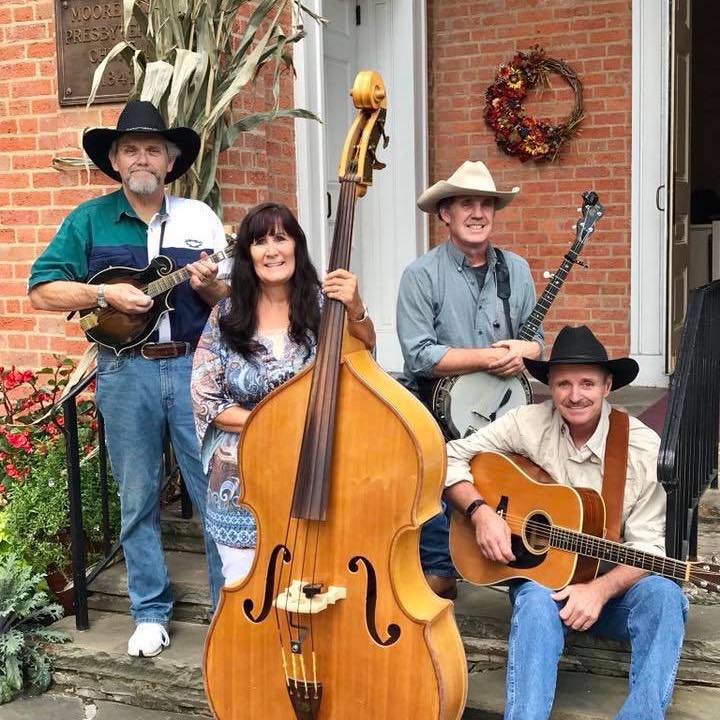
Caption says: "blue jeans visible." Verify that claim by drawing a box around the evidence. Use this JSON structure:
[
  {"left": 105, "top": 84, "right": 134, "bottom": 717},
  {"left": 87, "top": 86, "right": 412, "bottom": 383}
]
[
  {"left": 419, "top": 506, "right": 457, "bottom": 577},
  {"left": 505, "top": 576, "right": 688, "bottom": 720},
  {"left": 95, "top": 350, "right": 223, "bottom": 624}
]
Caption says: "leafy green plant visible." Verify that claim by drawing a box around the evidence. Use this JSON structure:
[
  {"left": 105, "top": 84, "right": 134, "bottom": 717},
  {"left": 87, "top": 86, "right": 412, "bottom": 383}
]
[
  {"left": 4, "top": 442, "right": 119, "bottom": 577},
  {"left": 87, "top": 0, "right": 321, "bottom": 213},
  {"left": 0, "top": 359, "right": 120, "bottom": 584},
  {"left": 0, "top": 554, "right": 70, "bottom": 704}
]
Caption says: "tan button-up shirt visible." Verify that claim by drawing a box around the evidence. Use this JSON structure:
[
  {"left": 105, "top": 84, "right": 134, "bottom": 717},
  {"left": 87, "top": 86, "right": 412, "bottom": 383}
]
[{"left": 446, "top": 400, "right": 666, "bottom": 556}]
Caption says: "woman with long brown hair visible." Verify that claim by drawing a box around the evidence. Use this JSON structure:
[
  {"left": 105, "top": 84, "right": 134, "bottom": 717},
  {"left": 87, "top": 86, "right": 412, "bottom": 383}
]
[{"left": 191, "top": 202, "right": 374, "bottom": 583}]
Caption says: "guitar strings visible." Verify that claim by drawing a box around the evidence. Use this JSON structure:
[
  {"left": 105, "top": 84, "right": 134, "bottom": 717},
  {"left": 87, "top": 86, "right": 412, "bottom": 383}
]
[{"left": 478, "top": 511, "right": 689, "bottom": 579}]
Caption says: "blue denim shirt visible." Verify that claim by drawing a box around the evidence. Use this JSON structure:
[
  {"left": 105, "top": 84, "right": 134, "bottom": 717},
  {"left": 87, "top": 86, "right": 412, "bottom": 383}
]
[{"left": 396, "top": 240, "right": 543, "bottom": 386}]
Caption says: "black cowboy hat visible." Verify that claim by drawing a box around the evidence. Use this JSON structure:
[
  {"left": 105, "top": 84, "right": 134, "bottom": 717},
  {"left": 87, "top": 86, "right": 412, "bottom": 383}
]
[
  {"left": 82, "top": 100, "right": 200, "bottom": 184},
  {"left": 524, "top": 325, "right": 639, "bottom": 391}
]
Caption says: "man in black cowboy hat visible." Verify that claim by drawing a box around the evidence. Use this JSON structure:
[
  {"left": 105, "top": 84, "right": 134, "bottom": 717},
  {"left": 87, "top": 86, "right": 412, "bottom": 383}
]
[
  {"left": 444, "top": 325, "right": 687, "bottom": 719},
  {"left": 396, "top": 160, "right": 544, "bottom": 599},
  {"left": 28, "top": 100, "right": 226, "bottom": 657}
]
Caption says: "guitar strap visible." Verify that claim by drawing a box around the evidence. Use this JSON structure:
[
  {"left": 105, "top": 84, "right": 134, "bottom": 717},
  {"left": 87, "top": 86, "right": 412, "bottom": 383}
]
[
  {"left": 601, "top": 409, "right": 630, "bottom": 542},
  {"left": 493, "top": 247, "right": 514, "bottom": 338}
]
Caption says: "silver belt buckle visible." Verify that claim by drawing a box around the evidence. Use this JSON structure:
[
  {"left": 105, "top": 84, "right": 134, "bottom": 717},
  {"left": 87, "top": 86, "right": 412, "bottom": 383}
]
[{"left": 139, "top": 342, "right": 158, "bottom": 359}]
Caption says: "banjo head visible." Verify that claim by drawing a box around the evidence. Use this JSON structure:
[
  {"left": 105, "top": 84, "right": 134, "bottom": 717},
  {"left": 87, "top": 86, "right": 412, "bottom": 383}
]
[{"left": 432, "top": 372, "right": 533, "bottom": 440}]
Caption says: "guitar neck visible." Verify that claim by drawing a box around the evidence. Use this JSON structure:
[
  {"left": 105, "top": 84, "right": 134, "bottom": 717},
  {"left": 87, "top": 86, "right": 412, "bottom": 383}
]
[
  {"left": 145, "top": 247, "right": 234, "bottom": 298},
  {"left": 517, "top": 253, "right": 575, "bottom": 341},
  {"left": 550, "top": 526, "right": 689, "bottom": 582}
]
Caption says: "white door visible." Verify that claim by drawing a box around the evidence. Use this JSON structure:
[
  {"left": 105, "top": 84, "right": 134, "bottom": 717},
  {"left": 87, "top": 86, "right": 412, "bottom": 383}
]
[
  {"left": 322, "top": 1, "right": 363, "bottom": 280},
  {"left": 666, "top": 0, "right": 691, "bottom": 372},
  {"left": 294, "top": 0, "right": 429, "bottom": 373}
]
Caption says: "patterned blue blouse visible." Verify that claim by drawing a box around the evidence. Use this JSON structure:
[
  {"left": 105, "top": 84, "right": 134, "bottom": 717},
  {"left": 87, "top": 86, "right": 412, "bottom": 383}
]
[{"left": 191, "top": 297, "right": 317, "bottom": 548}]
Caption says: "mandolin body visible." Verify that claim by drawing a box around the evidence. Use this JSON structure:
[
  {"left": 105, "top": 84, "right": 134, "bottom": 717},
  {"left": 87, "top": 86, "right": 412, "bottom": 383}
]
[
  {"left": 79, "top": 256, "right": 175, "bottom": 354},
  {"left": 204, "top": 340, "right": 467, "bottom": 720}
]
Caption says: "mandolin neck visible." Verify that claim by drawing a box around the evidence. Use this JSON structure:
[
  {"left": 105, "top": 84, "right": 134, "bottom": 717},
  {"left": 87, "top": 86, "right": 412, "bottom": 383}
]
[
  {"left": 550, "top": 525, "right": 689, "bottom": 582},
  {"left": 144, "top": 246, "right": 235, "bottom": 298}
]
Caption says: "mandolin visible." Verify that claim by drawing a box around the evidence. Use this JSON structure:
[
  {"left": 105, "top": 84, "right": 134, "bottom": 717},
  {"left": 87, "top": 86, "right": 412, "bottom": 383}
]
[
  {"left": 450, "top": 452, "right": 720, "bottom": 593},
  {"left": 426, "top": 193, "right": 603, "bottom": 440},
  {"left": 77, "top": 240, "right": 236, "bottom": 354}
]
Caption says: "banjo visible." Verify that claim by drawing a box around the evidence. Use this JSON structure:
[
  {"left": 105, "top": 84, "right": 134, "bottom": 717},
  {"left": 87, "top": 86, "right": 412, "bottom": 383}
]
[{"left": 428, "top": 191, "right": 604, "bottom": 440}]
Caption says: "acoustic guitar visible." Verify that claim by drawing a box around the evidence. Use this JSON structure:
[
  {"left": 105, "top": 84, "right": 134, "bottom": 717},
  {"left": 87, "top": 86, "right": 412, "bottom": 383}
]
[
  {"left": 77, "top": 240, "right": 236, "bottom": 355},
  {"left": 426, "top": 192, "right": 603, "bottom": 440},
  {"left": 449, "top": 452, "right": 720, "bottom": 593}
]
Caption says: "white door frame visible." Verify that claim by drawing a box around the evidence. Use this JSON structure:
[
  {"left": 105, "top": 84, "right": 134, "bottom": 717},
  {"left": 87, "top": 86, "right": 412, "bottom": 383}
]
[
  {"left": 293, "top": 0, "right": 429, "bottom": 371},
  {"left": 631, "top": 1, "right": 669, "bottom": 386}
]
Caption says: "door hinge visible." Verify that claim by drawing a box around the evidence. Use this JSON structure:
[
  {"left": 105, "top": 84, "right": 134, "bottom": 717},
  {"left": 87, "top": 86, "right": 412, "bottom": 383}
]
[{"left": 356, "top": 4, "right": 361, "bottom": 25}]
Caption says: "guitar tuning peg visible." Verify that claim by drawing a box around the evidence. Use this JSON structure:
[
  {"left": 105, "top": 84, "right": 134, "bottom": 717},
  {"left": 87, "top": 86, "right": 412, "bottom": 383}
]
[
  {"left": 543, "top": 271, "right": 554, "bottom": 280},
  {"left": 576, "top": 207, "right": 582, "bottom": 213}
]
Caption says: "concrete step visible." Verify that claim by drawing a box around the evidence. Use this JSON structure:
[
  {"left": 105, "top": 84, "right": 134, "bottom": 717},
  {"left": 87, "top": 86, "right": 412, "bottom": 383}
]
[
  {"left": 462, "top": 668, "right": 720, "bottom": 719},
  {"left": 160, "top": 503, "right": 205, "bottom": 554},
  {"left": 88, "top": 551, "right": 211, "bottom": 623},
  {"left": 0, "top": 693, "right": 203, "bottom": 720},
  {"left": 698, "top": 488, "right": 720, "bottom": 560},
  {"left": 48, "top": 611, "right": 211, "bottom": 716},
  {"left": 455, "top": 584, "right": 720, "bottom": 687}
]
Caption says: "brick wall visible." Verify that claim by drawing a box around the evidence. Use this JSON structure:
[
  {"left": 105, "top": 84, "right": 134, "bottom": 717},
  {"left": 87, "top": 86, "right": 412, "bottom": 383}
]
[
  {"left": 427, "top": 0, "right": 633, "bottom": 356},
  {"left": 0, "top": 1, "right": 298, "bottom": 370}
]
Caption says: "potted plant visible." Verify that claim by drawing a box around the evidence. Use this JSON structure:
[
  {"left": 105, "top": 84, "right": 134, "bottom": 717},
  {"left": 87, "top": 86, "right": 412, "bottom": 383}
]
[{"left": 0, "top": 361, "right": 121, "bottom": 610}]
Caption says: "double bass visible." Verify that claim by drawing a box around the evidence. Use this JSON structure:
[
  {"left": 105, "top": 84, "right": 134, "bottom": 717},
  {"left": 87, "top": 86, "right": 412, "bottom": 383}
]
[{"left": 203, "top": 71, "right": 467, "bottom": 719}]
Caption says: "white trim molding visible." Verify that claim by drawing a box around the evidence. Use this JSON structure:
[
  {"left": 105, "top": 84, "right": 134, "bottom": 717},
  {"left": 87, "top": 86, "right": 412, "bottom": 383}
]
[{"left": 630, "top": 1, "right": 669, "bottom": 387}]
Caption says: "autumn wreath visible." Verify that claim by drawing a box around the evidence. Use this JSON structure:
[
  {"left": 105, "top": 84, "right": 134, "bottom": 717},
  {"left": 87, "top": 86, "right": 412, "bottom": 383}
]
[{"left": 484, "top": 47, "right": 584, "bottom": 162}]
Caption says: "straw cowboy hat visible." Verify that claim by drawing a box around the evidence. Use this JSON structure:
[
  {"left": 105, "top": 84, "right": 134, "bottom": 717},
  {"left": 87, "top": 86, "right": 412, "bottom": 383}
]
[
  {"left": 82, "top": 100, "right": 200, "bottom": 184},
  {"left": 417, "top": 160, "right": 520, "bottom": 213},
  {"left": 524, "top": 325, "right": 639, "bottom": 391}
]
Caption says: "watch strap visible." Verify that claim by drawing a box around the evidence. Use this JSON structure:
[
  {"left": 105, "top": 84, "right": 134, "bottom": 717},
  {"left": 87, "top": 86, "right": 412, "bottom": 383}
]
[{"left": 464, "top": 498, "right": 486, "bottom": 520}]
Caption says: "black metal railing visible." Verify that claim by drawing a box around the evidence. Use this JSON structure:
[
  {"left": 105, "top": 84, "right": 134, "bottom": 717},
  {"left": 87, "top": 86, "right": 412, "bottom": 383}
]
[
  {"left": 61, "top": 369, "right": 119, "bottom": 630},
  {"left": 659, "top": 279, "right": 720, "bottom": 560}
]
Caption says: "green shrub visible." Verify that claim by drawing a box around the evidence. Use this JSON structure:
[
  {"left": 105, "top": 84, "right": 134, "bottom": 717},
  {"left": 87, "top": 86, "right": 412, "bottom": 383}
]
[{"left": 0, "top": 554, "right": 70, "bottom": 704}]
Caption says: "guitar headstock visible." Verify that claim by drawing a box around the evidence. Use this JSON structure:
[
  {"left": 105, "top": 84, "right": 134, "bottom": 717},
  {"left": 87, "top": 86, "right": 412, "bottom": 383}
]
[
  {"left": 337, "top": 70, "right": 389, "bottom": 197},
  {"left": 687, "top": 559, "right": 720, "bottom": 594}
]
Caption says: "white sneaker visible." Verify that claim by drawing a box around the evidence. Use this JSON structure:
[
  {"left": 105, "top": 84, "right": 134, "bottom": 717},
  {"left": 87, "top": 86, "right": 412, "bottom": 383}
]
[{"left": 127, "top": 622, "right": 170, "bottom": 657}]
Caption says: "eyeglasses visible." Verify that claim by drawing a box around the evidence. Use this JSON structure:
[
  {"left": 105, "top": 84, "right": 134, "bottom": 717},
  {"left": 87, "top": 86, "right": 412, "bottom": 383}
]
[{"left": 250, "top": 233, "right": 292, "bottom": 247}]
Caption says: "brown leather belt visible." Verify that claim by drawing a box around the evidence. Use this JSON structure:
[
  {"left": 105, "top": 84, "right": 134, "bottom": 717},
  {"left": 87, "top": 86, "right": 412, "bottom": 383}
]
[{"left": 139, "top": 341, "right": 196, "bottom": 360}]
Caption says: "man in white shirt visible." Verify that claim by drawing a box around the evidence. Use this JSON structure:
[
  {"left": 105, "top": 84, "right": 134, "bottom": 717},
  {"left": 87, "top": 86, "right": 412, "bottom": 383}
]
[{"left": 444, "top": 325, "right": 687, "bottom": 720}]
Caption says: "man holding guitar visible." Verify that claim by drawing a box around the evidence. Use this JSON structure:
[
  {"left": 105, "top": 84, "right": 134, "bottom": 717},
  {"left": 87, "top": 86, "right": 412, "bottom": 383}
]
[
  {"left": 445, "top": 325, "right": 688, "bottom": 719},
  {"left": 396, "top": 161, "right": 543, "bottom": 599},
  {"left": 28, "top": 101, "right": 227, "bottom": 658}
]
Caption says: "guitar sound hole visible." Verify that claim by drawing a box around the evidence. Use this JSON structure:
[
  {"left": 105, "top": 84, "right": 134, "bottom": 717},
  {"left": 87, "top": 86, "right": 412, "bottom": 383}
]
[{"left": 523, "top": 513, "right": 551, "bottom": 554}]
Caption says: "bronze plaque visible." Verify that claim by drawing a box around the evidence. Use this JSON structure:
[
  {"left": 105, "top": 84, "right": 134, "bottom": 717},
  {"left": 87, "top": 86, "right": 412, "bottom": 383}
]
[{"left": 54, "top": 1, "right": 144, "bottom": 106}]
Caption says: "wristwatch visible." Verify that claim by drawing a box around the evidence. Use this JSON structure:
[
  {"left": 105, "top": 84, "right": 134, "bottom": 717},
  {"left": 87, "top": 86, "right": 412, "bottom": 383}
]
[
  {"left": 96, "top": 283, "right": 108, "bottom": 308},
  {"left": 349, "top": 303, "right": 369, "bottom": 323},
  {"left": 464, "top": 498, "right": 487, "bottom": 520}
]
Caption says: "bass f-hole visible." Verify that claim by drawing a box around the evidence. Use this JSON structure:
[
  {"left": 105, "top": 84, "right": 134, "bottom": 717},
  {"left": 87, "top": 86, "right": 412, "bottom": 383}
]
[{"left": 348, "top": 555, "right": 401, "bottom": 647}]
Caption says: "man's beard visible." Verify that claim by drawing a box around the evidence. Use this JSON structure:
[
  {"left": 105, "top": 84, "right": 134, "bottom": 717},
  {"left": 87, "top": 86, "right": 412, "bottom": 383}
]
[{"left": 127, "top": 169, "right": 161, "bottom": 195}]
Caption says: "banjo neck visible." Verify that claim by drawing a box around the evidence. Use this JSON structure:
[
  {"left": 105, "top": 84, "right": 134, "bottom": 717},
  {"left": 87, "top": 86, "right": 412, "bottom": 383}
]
[{"left": 516, "top": 190, "right": 603, "bottom": 342}]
